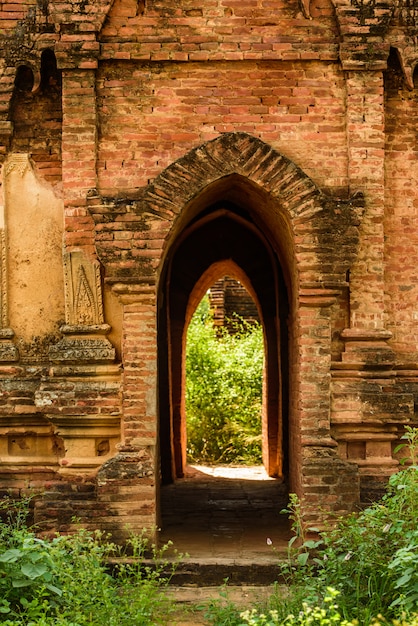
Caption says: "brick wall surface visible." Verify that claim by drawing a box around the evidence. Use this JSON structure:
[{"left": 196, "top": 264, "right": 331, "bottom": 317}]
[
  {"left": 384, "top": 55, "right": 418, "bottom": 359},
  {"left": 96, "top": 60, "right": 348, "bottom": 195},
  {"left": 0, "top": 0, "right": 418, "bottom": 538}
]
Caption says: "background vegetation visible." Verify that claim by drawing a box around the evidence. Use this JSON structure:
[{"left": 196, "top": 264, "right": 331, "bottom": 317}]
[{"left": 186, "top": 294, "right": 264, "bottom": 465}]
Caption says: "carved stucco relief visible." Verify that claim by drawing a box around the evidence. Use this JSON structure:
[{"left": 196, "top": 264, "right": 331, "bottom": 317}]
[
  {"left": 0, "top": 154, "right": 23, "bottom": 361},
  {"left": 0, "top": 155, "right": 30, "bottom": 332},
  {"left": 49, "top": 249, "right": 115, "bottom": 363},
  {"left": 0, "top": 229, "right": 7, "bottom": 329},
  {"left": 3, "top": 154, "right": 30, "bottom": 179},
  {"left": 63, "top": 250, "right": 104, "bottom": 327}
]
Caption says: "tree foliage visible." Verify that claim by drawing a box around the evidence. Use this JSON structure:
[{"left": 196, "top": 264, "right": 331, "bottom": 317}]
[{"left": 186, "top": 295, "right": 264, "bottom": 464}]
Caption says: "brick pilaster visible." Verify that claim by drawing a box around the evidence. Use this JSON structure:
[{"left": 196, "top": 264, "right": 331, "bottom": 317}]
[
  {"left": 294, "top": 288, "right": 360, "bottom": 524},
  {"left": 120, "top": 287, "right": 158, "bottom": 450},
  {"left": 62, "top": 68, "right": 97, "bottom": 256},
  {"left": 94, "top": 284, "right": 159, "bottom": 539},
  {"left": 345, "top": 70, "right": 386, "bottom": 331}
]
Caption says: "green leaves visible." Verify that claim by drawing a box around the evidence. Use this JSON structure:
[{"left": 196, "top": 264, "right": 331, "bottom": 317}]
[
  {"left": 0, "top": 497, "right": 175, "bottom": 625},
  {"left": 0, "top": 549, "right": 21, "bottom": 563},
  {"left": 0, "top": 535, "right": 62, "bottom": 597},
  {"left": 186, "top": 296, "right": 263, "bottom": 464},
  {"left": 276, "top": 429, "right": 418, "bottom": 625}
]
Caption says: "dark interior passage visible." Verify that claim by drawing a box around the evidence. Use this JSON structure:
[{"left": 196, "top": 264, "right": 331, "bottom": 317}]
[
  {"left": 158, "top": 199, "right": 291, "bottom": 547},
  {"left": 159, "top": 203, "right": 290, "bottom": 484}
]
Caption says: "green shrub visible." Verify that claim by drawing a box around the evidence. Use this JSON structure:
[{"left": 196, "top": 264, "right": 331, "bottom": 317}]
[
  {"left": 186, "top": 295, "right": 264, "bottom": 464},
  {"left": 0, "top": 497, "right": 175, "bottom": 625},
  {"left": 277, "top": 427, "right": 418, "bottom": 625}
]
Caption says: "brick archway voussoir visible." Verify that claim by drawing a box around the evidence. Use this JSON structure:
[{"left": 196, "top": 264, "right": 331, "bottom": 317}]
[
  {"left": 140, "top": 132, "right": 323, "bottom": 224},
  {"left": 90, "top": 132, "right": 364, "bottom": 291}
]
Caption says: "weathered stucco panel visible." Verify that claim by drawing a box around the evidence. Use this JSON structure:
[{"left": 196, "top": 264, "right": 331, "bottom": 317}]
[{"left": 3, "top": 154, "right": 64, "bottom": 351}]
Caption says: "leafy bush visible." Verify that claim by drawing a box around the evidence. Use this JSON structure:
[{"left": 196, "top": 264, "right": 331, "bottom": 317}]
[
  {"left": 0, "top": 496, "right": 175, "bottom": 625},
  {"left": 275, "top": 426, "right": 418, "bottom": 625},
  {"left": 186, "top": 295, "right": 264, "bottom": 464}
]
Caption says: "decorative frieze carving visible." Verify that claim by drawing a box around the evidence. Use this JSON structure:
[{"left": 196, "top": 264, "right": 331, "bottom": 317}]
[
  {"left": 3, "top": 154, "right": 31, "bottom": 178},
  {"left": 0, "top": 334, "right": 19, "bottom": 361},
  {"left": 49, "top": 334, "right": 115, "bottom": 363},
  {"left": 0, "top": 229, "right": 7, "bottom": 329}
]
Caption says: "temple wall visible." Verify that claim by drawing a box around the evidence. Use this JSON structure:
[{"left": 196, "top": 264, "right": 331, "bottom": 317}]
[
  {"left": 0, "top": 0, "right": 417, "bottom": 538},
  {"left": 96, "top": 59, "right": 348, "bottom": 196}
]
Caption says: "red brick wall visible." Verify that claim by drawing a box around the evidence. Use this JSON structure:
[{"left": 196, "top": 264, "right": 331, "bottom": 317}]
[
  {"left": 1, "top": 0, "right": 418, "bottom": 537},
  {"left": 101, "top": 0, "right": 338, "bottom": 59},
  {"left": 96, "top": 60, "right": 348, "bottom": 196},
  {"left": 384, "top": 55, "right": 418, "bottom": 358},
  {"left": 9, "top": 51, "right": 62, "bottom": 186},
  {"left": 209, "top": 276, "right": 260, "bottom": 328}
]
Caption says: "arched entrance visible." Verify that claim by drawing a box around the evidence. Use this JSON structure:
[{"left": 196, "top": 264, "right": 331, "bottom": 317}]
[
  {"left": 158, "top": 201, "right": 290, "bottom": 485},
  {"left": 92, "top": 132, "right": 363, "bottom": 542}
]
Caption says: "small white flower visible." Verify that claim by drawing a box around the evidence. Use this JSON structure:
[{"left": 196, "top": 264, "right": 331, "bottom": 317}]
[
  {"left": 344, "top": 551, "right": 353, "bottom": 561},
  {"left": 266, "top": 537, "right": 273, "bottom": 545}
]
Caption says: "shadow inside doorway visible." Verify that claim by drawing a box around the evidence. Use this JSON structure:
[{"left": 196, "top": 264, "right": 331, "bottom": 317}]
[{"left": 160, "top": 465, "right": 291, "bottom": 562}]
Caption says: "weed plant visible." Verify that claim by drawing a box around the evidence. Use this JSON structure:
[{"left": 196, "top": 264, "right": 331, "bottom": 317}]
[
  {"left": 297, "top": 426, "right": 418, "bottom": 622},
  {"left": 200, "top": 582, "right": 243, "bottom": 625},
  {"left": 0, "top": 498, "right": 175, "bottom": 625},
  {"left": 200, "top": 428, "right": 418, "bottom": 626},
  {"left": 186, "top": 294, "right": 263, "bottom": 464},
  {"left": 240, "top": 427, "right": 418, "bottom": 626}
]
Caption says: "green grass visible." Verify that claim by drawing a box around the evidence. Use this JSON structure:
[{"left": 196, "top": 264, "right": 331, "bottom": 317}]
[{"left": 0, "top": 498, "right": 176, "bottom": 625}]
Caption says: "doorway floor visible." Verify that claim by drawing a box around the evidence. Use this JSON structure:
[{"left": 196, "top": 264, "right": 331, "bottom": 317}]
[{"left": 160, "top": 465, "right": 291, "bottom": 564}]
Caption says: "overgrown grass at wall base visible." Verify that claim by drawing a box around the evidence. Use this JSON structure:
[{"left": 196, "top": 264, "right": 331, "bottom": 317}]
[
  {"left": 0, "top": 497, "right": 175, "bottom": 625},
  {"left": 268, "top": 426, "right": 418, "bottom": 626},
  {"left": 186, "top": 295, "right": 264, "bottom": 464}
]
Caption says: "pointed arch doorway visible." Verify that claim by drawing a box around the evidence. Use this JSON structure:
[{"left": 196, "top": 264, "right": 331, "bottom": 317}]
[
  {"left": 158, "top": 189, "right": 291, "bottom": 549},
  {"left": 91, "top": 132, "right": 362, "bottom": 543}
]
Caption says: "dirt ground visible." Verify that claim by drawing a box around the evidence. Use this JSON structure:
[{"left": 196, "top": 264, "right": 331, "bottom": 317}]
[{"left": 167, "top": 584, "right": 278, "bottom": 625}]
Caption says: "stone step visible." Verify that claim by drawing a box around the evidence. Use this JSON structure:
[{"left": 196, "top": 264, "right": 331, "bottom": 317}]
[
  {"left": 108, "top": 555, "right": 286, "bottom": 586},
  {"left": 165, "top": 558, "right": 284, "bottom": 586},
  {"left": 167, "top": 585, "right": 281, "bottom": 625}
]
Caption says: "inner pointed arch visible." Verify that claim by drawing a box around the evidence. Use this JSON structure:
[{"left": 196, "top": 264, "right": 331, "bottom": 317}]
[{"left": 185, "top": 260, "right": 262, "bottom": 332}]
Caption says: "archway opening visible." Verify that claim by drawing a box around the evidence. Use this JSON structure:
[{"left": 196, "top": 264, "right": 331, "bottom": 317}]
[
  {"left": 158, "top": 199, "right": 292, "bottom": 553},
  {"left": 159, "top": 205, "right": 290, "bottom": 473}
]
